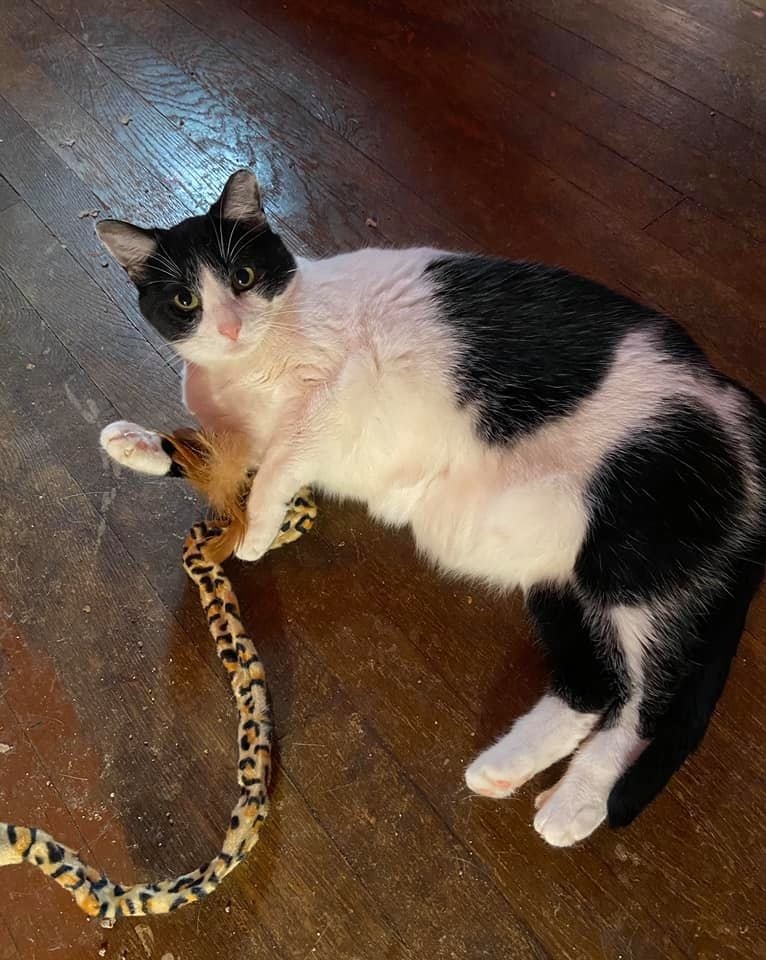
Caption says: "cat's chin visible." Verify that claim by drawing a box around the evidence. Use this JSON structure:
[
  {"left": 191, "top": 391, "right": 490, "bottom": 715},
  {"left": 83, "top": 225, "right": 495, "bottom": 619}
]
[{"left": 175, "top": 336, "right": 255, "bottom": 368}]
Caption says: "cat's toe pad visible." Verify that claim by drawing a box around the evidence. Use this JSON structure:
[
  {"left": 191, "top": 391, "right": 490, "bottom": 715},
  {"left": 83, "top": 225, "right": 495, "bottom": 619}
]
[
  {"left": 533, "top": 779, "right": 606, "bottom": 846},
  {"left": 100, "top": 420, "right": 171, "bottom": 475}
]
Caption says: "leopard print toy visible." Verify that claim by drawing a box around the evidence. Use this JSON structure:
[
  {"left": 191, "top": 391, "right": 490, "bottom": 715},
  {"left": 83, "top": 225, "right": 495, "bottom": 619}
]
[{"left": 0, "top": 430, "right": 318, "bottom": 920}]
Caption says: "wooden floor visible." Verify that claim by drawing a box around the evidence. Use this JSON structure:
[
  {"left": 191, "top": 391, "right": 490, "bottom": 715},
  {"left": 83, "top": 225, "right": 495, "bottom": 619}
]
[{"left": 0, "top": 1, "right": 764, "bottom": 957}]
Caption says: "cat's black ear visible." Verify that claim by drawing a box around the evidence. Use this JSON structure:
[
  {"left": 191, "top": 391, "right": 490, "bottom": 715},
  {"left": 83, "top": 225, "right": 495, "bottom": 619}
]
[
  {"left": 96, "top": 220, "right": 157, "bottom": 277},
  {"left": 211, "top": 169, "right": 265, "bottom": 223}
]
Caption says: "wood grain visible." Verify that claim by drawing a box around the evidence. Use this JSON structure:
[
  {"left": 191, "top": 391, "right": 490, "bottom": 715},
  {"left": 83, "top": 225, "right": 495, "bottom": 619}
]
[
  {"left": 0, "top": 1, "right": 764, "bottom": 957},
  {"left": 646, "top": 198, "right": 766, "bottom": 306},
  {"left": 0, "top": 263, "right": 410, "bottom": 960},
  {"left": 496, "top": 2, "right": 766, "bottom": 188},
  {"left": 519, "top": 0, "right": 766, "bottom": 132}
]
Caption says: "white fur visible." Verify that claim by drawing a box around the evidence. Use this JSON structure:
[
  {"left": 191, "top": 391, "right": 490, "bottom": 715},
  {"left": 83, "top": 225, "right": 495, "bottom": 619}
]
[
  {"left": 178, "top": 248, "right": 745, "bottom": 585},
  {"left": 465, "top": 695, "right": 599, "bottom": 798},
  {"left": 100, "top": 421, "right": 171, "bottom": 475},
  {"left": 533, "top": 606, "right": 650, "bottom": 846},
  {"left": 155, "top": 243, "right": 756, "bottom": 844}
]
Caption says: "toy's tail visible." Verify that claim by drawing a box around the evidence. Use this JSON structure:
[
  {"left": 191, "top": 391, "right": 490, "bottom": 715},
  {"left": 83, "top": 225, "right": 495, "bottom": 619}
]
[
  {"left": 2, "top": 429, "right": 317, "bottom": 919},
  {"left": 0, "top": 523, "right": 271, "bottom": 920},
  {"left": 608, "top": 549, "right": 765, "bottom": 828}
]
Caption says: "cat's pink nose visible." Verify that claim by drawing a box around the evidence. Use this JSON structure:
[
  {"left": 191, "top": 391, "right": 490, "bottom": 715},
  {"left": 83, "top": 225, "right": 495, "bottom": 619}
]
[{"left": 217, "top": 314, "right": 242, "bottom": 341}]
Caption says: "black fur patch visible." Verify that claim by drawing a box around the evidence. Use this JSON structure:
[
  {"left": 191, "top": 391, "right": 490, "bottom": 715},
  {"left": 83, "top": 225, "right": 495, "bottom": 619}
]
[
  {"left": 130, "top": 213, "right": 296, "bottom": 343},
  {"left": 526, "top": 583, "right": 628, "bottom": 714},
  {"left": 425, "top": 254, "right": 704, "bottom": 444},
  {"left": 575, "top": 400, "right": 745, "bottom": 603},
  {"left": 609, "top": 547, "right": 766, "bottom": 827}
]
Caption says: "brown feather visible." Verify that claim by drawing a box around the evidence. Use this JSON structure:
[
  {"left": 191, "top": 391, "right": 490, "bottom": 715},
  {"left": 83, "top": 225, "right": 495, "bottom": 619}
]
[{"left": 159, "top": 429, "right": 254, "bottom": 563}]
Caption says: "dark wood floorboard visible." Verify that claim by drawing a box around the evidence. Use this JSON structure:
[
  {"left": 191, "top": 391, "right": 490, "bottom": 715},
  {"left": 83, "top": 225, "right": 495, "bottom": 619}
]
[
  {"left": 658, "top": 0, "right": 766, "bottom": 46},
  {"left": 0, "top": 2, "right": 764, "bottom": 959},
  {"left": 519, "top": 0, "right": 766, "bottom": 132},
  {"left": 495, "top": 3, "right": 766, "bottom": 188},
  {"left": 232, "top": 0, "right": 766, "bottom": 396}
]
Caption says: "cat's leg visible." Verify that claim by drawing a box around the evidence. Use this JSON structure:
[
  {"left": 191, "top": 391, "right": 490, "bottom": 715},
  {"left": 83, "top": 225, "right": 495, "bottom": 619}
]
[
  {"left": 465, "top": 694, "right": 599, "bottom": 798},
  {"left": 466, "top": 584, "right": 625, "bottom": 798},
  {"left": 100, "top": 421, "right": 173, "bottom": 475},
  {"left": 235, "top": 447, "right": 310, "bottom": 561},
  {"left": 235, "top": 391, "right": 325, "bottom": 562},
  {"left": 533, "top": 605, "right": 649, "bottom": 846}
]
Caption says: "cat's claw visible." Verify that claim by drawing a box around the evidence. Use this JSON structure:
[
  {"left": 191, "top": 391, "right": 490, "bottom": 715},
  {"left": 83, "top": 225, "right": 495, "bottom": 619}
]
[{"left": 100, "top": 420, "right": 172, "bottom": 476}]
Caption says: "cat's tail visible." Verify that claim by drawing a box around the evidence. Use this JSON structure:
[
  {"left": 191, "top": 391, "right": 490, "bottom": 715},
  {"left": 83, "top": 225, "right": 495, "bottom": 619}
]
[{"left": 607, "top": 549, "right": 765, "bottom": 828}]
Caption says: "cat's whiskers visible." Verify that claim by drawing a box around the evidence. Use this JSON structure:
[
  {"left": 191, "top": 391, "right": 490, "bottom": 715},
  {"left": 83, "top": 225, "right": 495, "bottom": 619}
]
[
  {"left": 224, "top": 213, "right": 245, "bottom": 265},
  {"left": 217, "top": 212, "right": 227, "bottom": 262},
  {"left": 228, "top": 222, "right": 268, "bottom": 263},
  {"left": 149, "top": 248, "right": 183, "bottom": 282},
  {"left": 147, "top": 263, "right": 180, "bottom": 281},
  {"left": 135, "top": 347, "right": 178, "bottom": 376},
  {"left": 217, "top": 213, "right": 227, "bottom": 261},
  {"left": 207, "top": 211, "right": 226, "bottom": 262},
  {"left": 142, "top": 278, "right": 179, "bottom": 289},
  {"left": 156, "top": 339, "right": 179, "bottom": 357}
]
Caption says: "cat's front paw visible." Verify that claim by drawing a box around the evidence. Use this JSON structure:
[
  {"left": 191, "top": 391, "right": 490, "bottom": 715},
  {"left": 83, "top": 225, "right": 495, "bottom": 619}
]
[
  {"left": 100, "top": 420, "right": 171, "bottom": 476},
  {"left": 234, "top": 522, "right": 278, "bottom": 563}
]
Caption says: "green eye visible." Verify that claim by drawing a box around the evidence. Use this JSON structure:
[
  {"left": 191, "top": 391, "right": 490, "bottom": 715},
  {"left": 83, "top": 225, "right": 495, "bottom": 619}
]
[
  {"left": 173, "top": 288, "right": 199, "bottom": 311},
  {"left": 231, "top": 266, "right": 258, "bottom": 291}
]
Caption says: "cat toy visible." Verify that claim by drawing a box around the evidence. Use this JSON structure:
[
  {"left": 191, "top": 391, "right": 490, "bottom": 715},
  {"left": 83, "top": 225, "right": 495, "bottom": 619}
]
[{"left": 0, "top": 430, "right": 317, "bottom": 920}]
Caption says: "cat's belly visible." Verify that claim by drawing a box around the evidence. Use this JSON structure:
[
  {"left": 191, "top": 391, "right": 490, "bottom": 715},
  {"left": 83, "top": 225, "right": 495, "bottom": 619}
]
[
  {"left": 319, "top": 451, "right": 587, "bottom": 589},
  {"left": 409, "top": 473, "right": 588, "bottom": 590},
  {"left": 311, "top": 376, "right": 589, "bottom": 588}
]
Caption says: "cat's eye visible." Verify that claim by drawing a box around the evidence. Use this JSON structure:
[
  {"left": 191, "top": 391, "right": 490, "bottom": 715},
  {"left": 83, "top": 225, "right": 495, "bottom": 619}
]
[
  {"left": 173, "top": 288, "right": 199, "bottom": 312},
  {"left": 231, "top": 266, "right": 258, "bottom": 291}
]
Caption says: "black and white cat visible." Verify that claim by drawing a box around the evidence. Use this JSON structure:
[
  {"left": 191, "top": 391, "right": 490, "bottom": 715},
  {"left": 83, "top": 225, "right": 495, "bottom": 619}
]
[{"left": 97, "top": 170, "right": 766, "bottom": 846}]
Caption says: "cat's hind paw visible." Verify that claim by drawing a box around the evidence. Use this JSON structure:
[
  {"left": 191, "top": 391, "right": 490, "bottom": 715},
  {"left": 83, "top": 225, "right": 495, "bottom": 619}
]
[
  {"left": 532, "top": 777, "right": 606, "bottom": 847},
  {"left": 465, "top": 747, "right": 537, "bottom": 798},
  {"left": 465, "top": 695, "right": 599, "bottom": 799},
  {"left": 100, "top": 421, "right": 172, "bottom": 476}
]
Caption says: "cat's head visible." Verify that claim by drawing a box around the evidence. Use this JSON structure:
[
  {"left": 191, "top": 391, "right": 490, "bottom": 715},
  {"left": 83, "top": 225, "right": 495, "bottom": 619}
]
[{"left": 96, "top": 170, "right": 296, "bottom": 363}]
